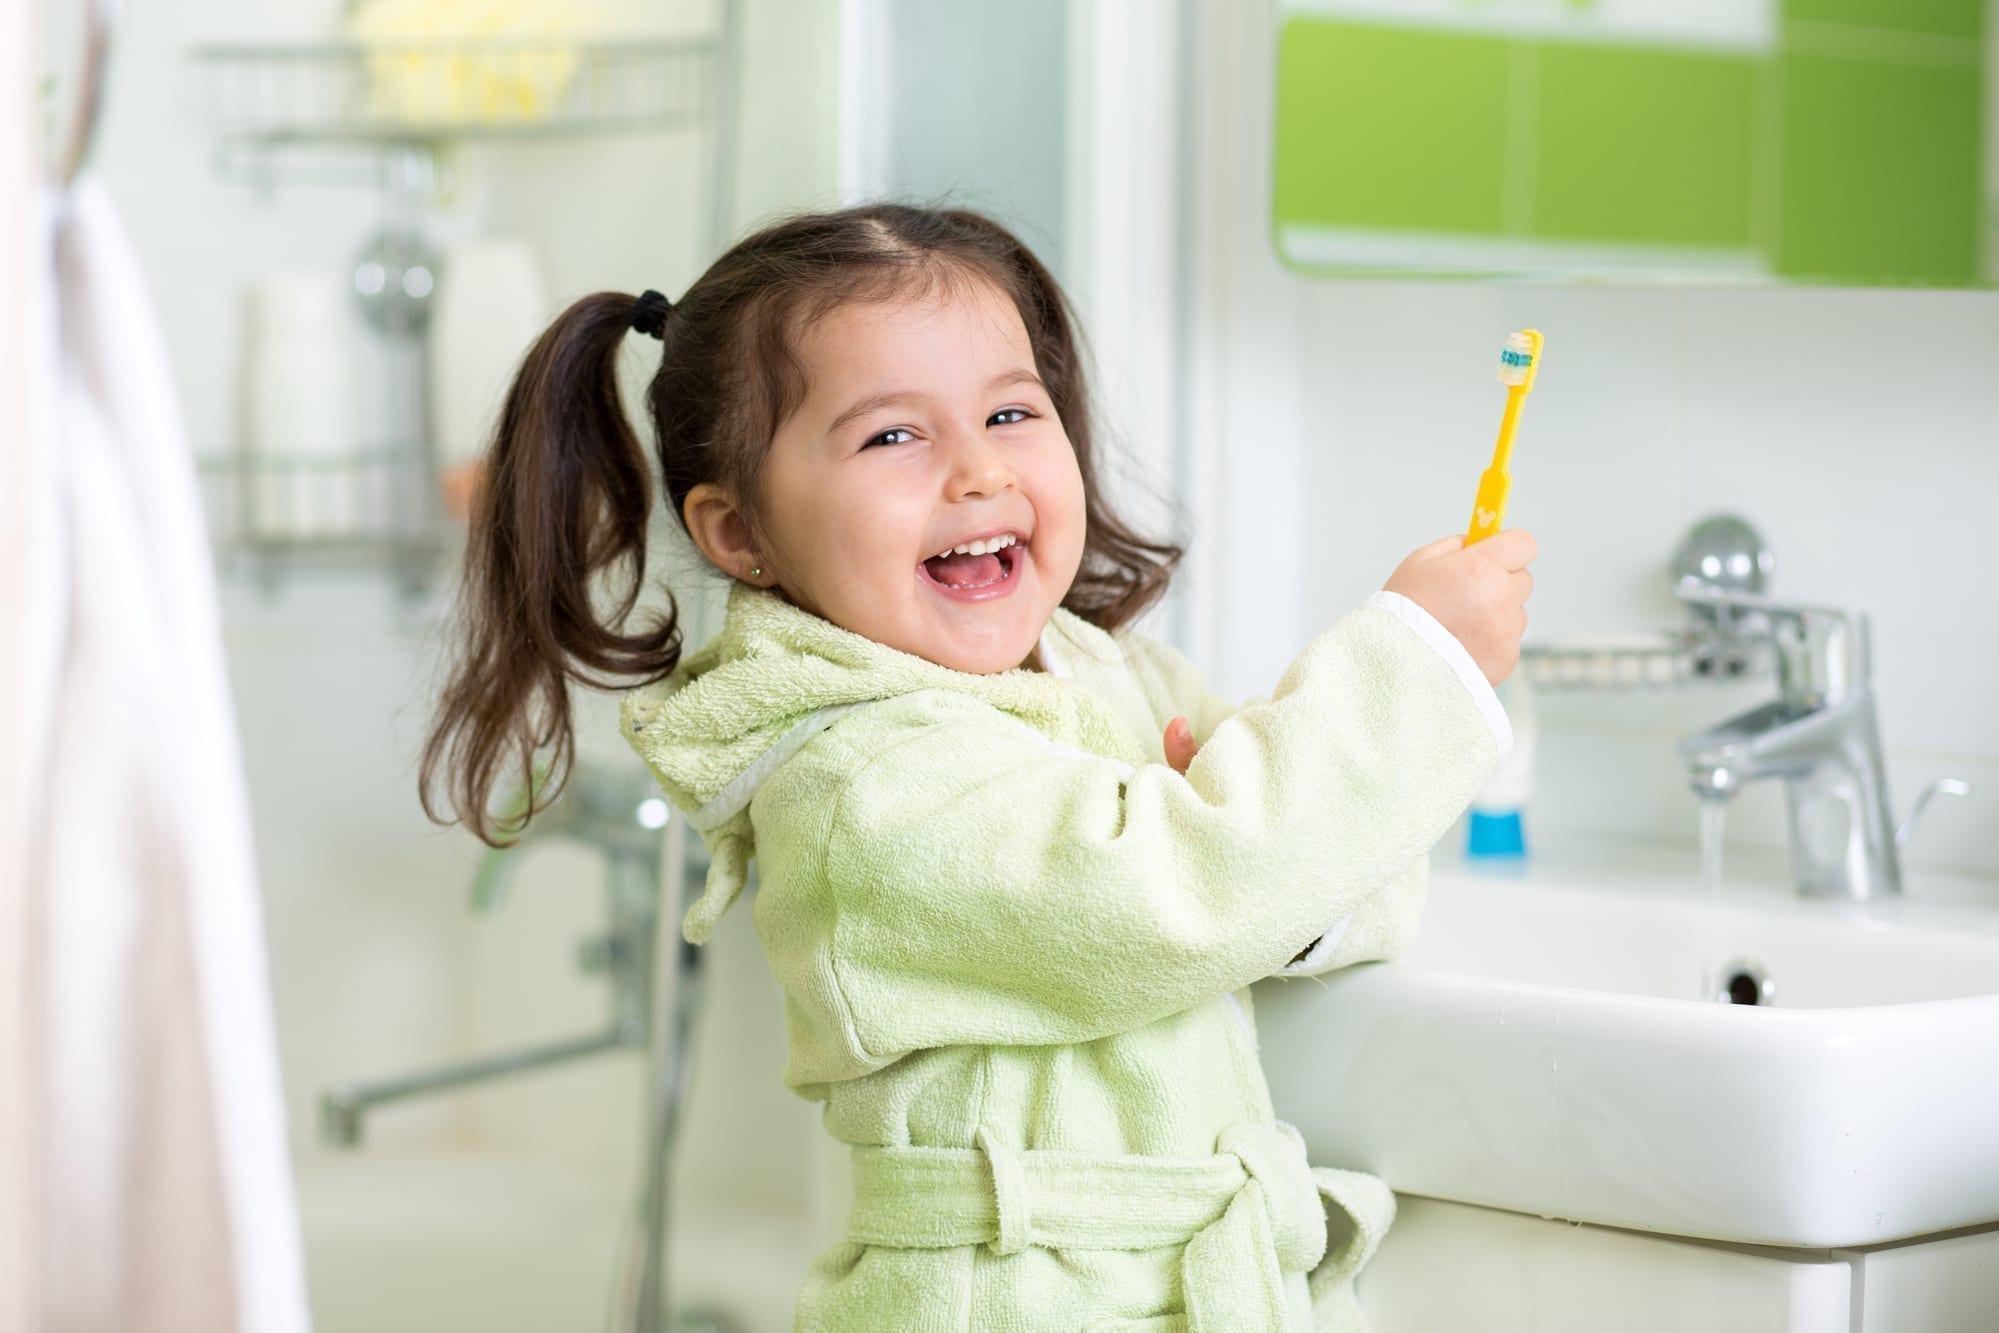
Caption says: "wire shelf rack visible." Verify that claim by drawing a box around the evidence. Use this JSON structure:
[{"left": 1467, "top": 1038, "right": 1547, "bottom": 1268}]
[
  {"left": 1520, "top": 633, "right": 1770, "bottom": 691},
  {"left": 192, "top": 38, "right": 716, "bottom": 145},
  {"left": 196, "top": 447, "right": 451, "bottom": 591}
]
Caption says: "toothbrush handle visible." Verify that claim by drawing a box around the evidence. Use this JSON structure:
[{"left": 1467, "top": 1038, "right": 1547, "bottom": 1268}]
[
  {"left": 1466, "top": 466, "right": 1511, "bottom": 545},
  {"left": 1469, "top": 385, "right": 1529, "bottom": 545}
]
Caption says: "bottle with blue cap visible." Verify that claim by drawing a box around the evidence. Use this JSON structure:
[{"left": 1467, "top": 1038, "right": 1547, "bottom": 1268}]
[{"left": 1467, "top": 674, "right": 1535, "bottom": 862}]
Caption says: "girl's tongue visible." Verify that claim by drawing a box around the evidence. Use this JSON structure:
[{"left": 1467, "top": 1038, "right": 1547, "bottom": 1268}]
[{"left": 924, "top": 550, "right": 1006, "bottom": 588}]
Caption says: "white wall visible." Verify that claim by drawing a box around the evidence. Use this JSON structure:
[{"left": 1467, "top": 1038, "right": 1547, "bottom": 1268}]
[{"left": 1184, "top": 0, "right": 1999, "bottom": 882}]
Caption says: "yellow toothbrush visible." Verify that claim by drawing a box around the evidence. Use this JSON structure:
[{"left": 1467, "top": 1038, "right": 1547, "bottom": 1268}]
[{"left": 1467, "top": 329, "right": 1543, "bottom": 546}]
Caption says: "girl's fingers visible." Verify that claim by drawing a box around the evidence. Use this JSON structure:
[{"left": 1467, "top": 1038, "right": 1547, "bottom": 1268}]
[
  {"left": 1164, "top": 716, "right": 1199, "bottom": 775},
  {"left": 1413, "top": 534, "right": 1467, "bottom": 560}
]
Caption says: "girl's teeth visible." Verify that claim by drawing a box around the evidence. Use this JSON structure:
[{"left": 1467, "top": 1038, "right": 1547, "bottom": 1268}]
[{"left": 935, "top": 534, "right": 1018, "bottom": 559}]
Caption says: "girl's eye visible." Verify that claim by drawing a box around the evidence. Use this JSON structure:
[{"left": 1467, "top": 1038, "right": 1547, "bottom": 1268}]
[
  {"left": 990, "top": 408, "right": 1035, "bottom": 427},
  {"left": 863, "top": 427, "right": 915, "bottom": 449}
]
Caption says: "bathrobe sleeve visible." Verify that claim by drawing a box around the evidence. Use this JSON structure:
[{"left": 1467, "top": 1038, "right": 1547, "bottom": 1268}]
[
  {"left": 1119, "top": 630, "right": 1386, "bottom": 976},
  {"left": 1117, "top": 597, "right": 1505, "bottom": 981},
  {"left": 748, "top": 602, "right": 1503, "bottom": 1078},
  {"left": 1268, "top": 857, "right": 1428, "bottom": 977},
  {"left": 1253, "top": 590, "right": 1512, "bottom": 977}
]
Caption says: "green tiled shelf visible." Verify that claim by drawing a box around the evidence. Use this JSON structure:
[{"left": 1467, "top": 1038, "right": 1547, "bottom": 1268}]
[{"left": 1273, "top": 1, "right": 1989, "bottom": 286}]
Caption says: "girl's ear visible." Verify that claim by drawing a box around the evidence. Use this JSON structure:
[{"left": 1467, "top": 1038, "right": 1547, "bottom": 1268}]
[{"left": 684, "top": 483, "right": 766, "bottom": 585}]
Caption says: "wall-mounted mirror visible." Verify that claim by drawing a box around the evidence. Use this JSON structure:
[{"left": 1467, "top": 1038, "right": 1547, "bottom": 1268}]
[{"left": 1273, "top": 0, "right": 1996, "bottom": 286}]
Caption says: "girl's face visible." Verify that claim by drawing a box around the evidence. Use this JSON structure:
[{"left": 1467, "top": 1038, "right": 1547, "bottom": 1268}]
[{"left": 752, "top": 278, "right": 1087, "bottom": 674}]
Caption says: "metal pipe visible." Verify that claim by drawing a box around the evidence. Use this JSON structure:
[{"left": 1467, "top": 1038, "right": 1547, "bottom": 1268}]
[
  {"left": 623, "top": 809, "right": 693, "bottom": 1332},
  {"left": 319, "top": 1025, "right": 641, "bottom": 1147}
]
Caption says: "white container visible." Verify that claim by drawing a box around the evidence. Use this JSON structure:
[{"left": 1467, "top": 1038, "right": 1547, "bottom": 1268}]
[
  {"left": 241, "top": 272, "right": 359, "bottom": 538},
  {"left": 427, "top": 237, "right": 550, "bottom": 519}
]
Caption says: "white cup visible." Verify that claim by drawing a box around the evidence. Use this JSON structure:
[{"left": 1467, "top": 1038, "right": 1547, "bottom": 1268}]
[{"left": 241, "top": 271, "right": 358, "bottom": 539}]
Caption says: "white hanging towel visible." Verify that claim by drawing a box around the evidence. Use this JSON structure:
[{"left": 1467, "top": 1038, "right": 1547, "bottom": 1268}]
[{"left": 24, "top": 179, "right": 311, "bottom": 1333}]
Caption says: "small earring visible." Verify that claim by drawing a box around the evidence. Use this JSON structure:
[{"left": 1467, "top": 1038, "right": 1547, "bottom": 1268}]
[{"left": 750, "top": 566, "right": 762, "bottom": 580}]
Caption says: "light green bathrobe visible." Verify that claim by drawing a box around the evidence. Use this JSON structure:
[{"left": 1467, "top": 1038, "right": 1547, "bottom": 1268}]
[{"left": 623, "top": 583, "right": 1507, "bottom": 1331}]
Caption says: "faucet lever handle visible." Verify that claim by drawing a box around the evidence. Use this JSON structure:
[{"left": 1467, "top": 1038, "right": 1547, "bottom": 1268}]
[
  {"left": 1675, "top": 577, "right": 1871, "bottom": 700},
  {"left": 1895, "top": 777, "right": 1974, "bottom": 852},
  {"left": 1673, "top": 576, "right": 1850, "bottom": 627}
]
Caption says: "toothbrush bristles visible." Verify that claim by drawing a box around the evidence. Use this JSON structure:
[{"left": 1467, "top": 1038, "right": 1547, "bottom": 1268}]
[{"left": 1498, "top": 332, "right": 1536, "bottom": 386}]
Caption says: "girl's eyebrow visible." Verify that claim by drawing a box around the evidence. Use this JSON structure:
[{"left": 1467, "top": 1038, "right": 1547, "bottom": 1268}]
[{"left": 824, "top": 369, "right": 1046, "bottom": 437}]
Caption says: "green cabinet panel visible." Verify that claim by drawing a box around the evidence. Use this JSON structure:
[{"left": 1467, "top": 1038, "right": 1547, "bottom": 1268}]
[
  {"left": 1535, "top": 46, "right": 1760, "bottom": 248},
  {"left": 1783, "top": 0, "right": 1984, "bottom": 42},
  {"left": 1273, "top": 19, "right": 1510, "bottom": 235},
  {"left": 1775, "top": 52, "right": 1983, "bottom": 284},
  {"left": 1271, "top": 8, "right": 1987, "bottom": 285}
]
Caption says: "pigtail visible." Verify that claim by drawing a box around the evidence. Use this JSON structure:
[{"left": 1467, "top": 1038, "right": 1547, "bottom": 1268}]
[{"left": 420, "top": 291, "right": 679, "bottom": 845}]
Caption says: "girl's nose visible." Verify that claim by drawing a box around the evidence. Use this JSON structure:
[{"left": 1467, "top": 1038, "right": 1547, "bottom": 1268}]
[{"left": 941, "top": 428, "right": 1016, "bottom": 501}]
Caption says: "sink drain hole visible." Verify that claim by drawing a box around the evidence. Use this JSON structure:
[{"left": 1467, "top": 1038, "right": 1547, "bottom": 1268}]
[{"left": 1714, "top": 958, "right": 1774, "bottom": 1006}]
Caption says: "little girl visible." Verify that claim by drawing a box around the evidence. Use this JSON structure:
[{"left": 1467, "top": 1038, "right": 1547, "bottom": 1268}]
[{"left": 423, "top": 204, "right": 1535, "bottom": 1331}]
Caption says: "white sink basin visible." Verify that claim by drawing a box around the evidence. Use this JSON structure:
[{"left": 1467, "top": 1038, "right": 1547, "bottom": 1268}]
[{"left": 1254, "top": 839, "right": 1999, "bottom": 1248}]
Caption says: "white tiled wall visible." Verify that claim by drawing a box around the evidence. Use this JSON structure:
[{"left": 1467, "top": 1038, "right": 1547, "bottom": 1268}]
[{"left": 1183, "top": 2, "right": 1999, "bottom": 884}]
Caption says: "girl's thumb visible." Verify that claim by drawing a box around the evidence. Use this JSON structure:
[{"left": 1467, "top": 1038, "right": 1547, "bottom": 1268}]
[{"left": 1164, "top": 716, "right": 1199, "bottom": 775}]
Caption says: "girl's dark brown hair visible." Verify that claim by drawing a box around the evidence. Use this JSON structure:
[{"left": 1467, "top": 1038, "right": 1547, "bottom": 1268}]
[{"left": 421, "top": 203, "right": 1184, "bottom": 844}]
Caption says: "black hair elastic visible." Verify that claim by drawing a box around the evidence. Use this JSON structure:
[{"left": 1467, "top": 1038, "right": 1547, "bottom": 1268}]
[{"left": 630, "top": 289, "right": 672, "bottom": 340}]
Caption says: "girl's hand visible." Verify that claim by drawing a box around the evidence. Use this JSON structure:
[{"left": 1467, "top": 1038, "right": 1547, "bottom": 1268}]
[
  {"left": 1164, "top": 716, "right": 1199, "bottom": 775},
  {"left": 1382, "top": 529, "right": 1538, "bottom": 685}
]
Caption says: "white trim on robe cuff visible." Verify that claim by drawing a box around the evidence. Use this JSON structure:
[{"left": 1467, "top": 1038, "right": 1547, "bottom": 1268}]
[{"left": 1364, "top": 590, "right": 1513, "bottom": 761}]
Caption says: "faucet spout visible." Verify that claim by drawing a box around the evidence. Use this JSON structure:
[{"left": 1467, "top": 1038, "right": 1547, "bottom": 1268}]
[
  {"left": 1687, "top": 764, "right": 1738, "bottom": 803},
  {"left": 1682, "top": 688, "right": 1900, "bottom": 898}
]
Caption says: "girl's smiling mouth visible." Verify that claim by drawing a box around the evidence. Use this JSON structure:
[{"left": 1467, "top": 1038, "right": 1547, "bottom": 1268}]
[{"left": 919, "top": 531, "right": 1027, "bottom": 601}]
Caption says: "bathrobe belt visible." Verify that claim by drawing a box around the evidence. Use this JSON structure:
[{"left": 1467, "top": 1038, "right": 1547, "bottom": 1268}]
[{"left": 846, "top": 1121, "right": 1336, "bottom": 1331}]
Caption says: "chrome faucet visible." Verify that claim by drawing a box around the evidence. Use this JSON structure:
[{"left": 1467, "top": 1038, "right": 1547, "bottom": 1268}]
[{"left": 1675, "top": 578, "right": 1969, "bottom": 899}]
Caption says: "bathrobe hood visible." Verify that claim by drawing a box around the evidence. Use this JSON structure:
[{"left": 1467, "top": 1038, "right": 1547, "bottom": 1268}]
[{"left": 621, "top": 582, "right": 1149, "bottom": 942}]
